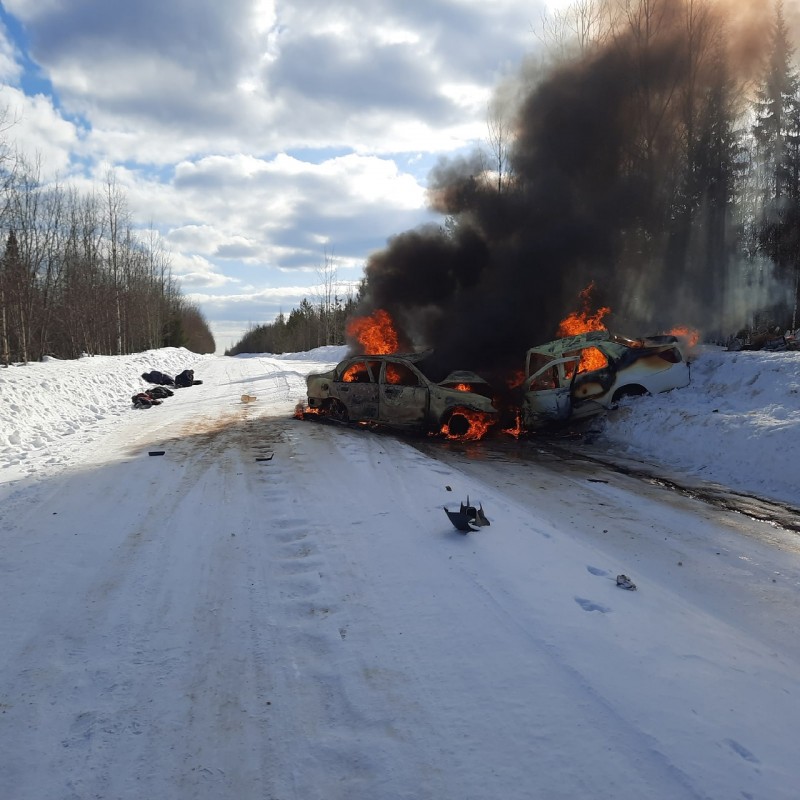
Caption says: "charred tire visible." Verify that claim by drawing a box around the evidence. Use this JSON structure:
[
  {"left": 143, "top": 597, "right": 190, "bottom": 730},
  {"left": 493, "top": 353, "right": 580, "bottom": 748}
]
[
  {"left": 611, "top": 385, "right": 648, "bottom": 404},
  {"left": 326, "top": 398, "right": 349, "bottom": 422},
  {"left": 445, "top": 410, "right": 471, "bottom": 437}
]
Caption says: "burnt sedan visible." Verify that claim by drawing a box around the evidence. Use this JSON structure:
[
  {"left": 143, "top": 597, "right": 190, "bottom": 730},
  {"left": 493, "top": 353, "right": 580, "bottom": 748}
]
[
  {"left": 522, "top": 330, "right": 690, "bottom": 430},
  {"left": 305, "top": 353, "right": 499, "bottom": 438}
]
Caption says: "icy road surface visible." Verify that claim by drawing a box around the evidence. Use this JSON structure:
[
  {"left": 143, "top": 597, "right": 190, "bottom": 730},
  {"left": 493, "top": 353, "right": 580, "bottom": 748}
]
[{"left": 2, "top": 354, "right": 800, "bottom": 800}]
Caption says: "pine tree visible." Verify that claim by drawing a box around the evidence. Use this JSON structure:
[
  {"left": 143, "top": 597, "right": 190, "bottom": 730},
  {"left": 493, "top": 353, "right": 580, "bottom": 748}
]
[
  {"left": 752, "top": 1, "right": 797, "bottom": 202},
  {"left": 751, "top": 0, "right": 800, "bottom": 325},
  {"left": 0, "top": 230, "right": 23, "bottom": 363}
]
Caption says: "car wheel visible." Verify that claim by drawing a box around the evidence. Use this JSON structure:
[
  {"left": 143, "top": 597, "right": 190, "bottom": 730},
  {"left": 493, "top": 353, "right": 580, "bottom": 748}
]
[
  {"left": 611, "top": 385, "right": 648, "bottom": 404},
  {"left": 445, "top": 410, "right": 471, "bottom": 437},
  {"left": 327, "top": 398, "right": 349, "bottom": 422}
]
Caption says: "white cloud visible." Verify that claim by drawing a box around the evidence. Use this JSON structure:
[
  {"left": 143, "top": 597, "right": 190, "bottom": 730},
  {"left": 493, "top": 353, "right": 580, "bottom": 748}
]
[
  {"left": 137, "top": 151, "right": 430, "bottom": 262},
  {"left": 0, "top": 85, "right": 78, "bottom": 177},
  {"left": 169, "top": 253, "right": 236, "bottom": 289},
  {"left": 0, "top": 23, "right": 22, "bottom": 84},
  {"left": 1, "top": 1, "right": 542, "bottom": 164},
  {"left": 0, "top": 0, "right": 550, "bottom": 347}
]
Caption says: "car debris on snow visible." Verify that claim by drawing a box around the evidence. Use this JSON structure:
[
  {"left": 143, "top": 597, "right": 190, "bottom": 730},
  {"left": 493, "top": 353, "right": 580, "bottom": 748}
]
[
  {"left": 616, "top": 574, "right": 637, "bottom": 590},
  {"left": 444, "top": 497, "right": 491, "bottom": 533}
]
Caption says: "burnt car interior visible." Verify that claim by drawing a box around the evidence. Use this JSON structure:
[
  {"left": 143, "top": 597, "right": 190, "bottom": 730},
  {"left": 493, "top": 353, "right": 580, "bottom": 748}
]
[
  {"left": 340, "top": 361, "right": 374, "bottom": 382},
  {"left": 385, "top": 361, "right": 420, "bottom": 386}
]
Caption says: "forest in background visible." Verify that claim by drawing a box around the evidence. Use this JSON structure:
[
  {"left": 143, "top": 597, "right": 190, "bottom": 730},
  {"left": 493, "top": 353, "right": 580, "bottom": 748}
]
[
  {"left": 0, "top": 153, "right": 215, "bottom": 365},
  {"left": 225, "top": 259, "right": 363, "bottom": 356}
]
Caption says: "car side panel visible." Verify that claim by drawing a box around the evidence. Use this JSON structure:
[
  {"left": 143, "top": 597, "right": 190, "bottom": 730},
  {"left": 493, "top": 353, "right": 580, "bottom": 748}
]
[
  {"left": 379, "top": 384, "right": 428, "bottom": 426},
  {"left": 522, "top": 388, "right": 572, "bottom": 428},
  {"left": 617, "top": 359, "right": 690, "bottom": 395},
  {"left": 522, "top": 356, "right": 579, "bottom": 428},
  {"left": 333, "top": 382, "right": 379, "bottom": 420}
]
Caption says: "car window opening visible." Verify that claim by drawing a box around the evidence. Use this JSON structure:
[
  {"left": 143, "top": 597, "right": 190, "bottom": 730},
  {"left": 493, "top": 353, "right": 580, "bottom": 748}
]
[
  {"left": 569, "top": 346, "right": 607, "bottom": 373},
  {"left": 341, "top": 363, "right": 371, "bottom": 383},
  {"left": 385, "top": 362, "right": 419, "bottom": 386}
]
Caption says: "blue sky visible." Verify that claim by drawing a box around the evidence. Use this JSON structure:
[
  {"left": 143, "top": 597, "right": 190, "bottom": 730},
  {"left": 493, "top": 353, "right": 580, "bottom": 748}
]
[{"left": 0, "top": 0, "right": 554, "bottom": 351}]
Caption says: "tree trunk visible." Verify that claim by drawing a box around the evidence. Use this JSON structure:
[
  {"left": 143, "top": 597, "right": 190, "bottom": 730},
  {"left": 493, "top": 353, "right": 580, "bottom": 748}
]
[{"left": 0, "top": 288, "right": 9, "bottom": 366}]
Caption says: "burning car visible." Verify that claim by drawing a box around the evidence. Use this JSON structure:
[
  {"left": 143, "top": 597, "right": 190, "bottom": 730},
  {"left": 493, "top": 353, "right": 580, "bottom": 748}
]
[
  {"left": 522, "top": 330, "right": 690, "bottom": 429},
  {"left": 305, "top": 353, "right": 499, "bottom": 439}
]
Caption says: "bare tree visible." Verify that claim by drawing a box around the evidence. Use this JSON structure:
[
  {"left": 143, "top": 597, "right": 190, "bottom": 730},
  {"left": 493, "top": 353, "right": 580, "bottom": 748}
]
[
  {"left": 486, "top": 99, "right": 513, "bottom": 193},
  {"left": 104, "top": 170, "right": 129, "bottom": 354},
  {"left": 534, "top": 0, "right": 612, "bottom": 63},
  {"left": 313, "top": 249, "right": 338, "bottom": 346}
]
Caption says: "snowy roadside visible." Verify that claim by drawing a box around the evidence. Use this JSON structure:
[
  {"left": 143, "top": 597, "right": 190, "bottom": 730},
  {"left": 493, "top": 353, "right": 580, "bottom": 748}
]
[
  {"left": 0, "top": 348, "right": 208, "bottom": 455},
  {"left": 598, "top": 346, "right": 800, "bottom": 506},
  {"left": 0, "top": 346, "right": 344, "bottom": 485}
]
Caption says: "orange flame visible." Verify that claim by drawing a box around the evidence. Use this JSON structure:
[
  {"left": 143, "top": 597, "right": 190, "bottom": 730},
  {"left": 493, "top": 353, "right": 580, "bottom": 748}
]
[
  {"left": 557, "top": 282, "right": 610, "bottom": 338},
  {"left": 502, "top": 410, "right": 524, "bottom": 439},
  {"left": 346, "top": 309, "right": 399, "bottom": 354},
  {"left": 557, "top": 282, "right": 611, "bottom": 372},
  {"left": 342, "top": 363, "right": 368, "bottom": 382},
  {"left": 576, "top": 346, "right": 607, "bottom": 373},
  {"left": 441, "top": 408, "right": 496, "bottom": 441},
  {"left": 668, "top": 326, "right": 700, "bottom": 348},
  {"left": 294, "top": 403, "right": 322, "bottom": 419},
  {"left": 385, "top": 364, "right": 403, "bottom": 384},
  {"left": 506, "top": 369, "right": 525, "bottom": 389},
  {"left": 451, "top": 383, "right": 473, "bottom": 392}
]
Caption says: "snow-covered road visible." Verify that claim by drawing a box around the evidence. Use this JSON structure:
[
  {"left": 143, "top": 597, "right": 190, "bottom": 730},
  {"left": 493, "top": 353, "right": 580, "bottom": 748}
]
[{"left": 2, "top": 353, "right": 800, "bottom": 799}]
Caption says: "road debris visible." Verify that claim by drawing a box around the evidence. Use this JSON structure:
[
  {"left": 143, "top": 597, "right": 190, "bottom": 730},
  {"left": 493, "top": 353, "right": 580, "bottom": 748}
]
[
  {"left": 616, "top": 574, "right": 637, "bottom": 590},
  {"left": 444, "top": 497, "right": 491, "bottom": 533}
]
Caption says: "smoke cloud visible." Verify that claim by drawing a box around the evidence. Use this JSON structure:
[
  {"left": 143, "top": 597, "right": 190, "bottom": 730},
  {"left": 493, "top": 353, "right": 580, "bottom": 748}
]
[{"left": 356, "top": 0, "right": 785, "bottom": 378}]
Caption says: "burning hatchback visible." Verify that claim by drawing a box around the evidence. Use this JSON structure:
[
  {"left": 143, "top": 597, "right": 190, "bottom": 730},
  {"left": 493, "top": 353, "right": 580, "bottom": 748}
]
[
  {"left": 305, "top": 353, "right": 499, "bottom": 439},
  {"left": 522, "top": 330, "right": 690, "bottom": 430}
]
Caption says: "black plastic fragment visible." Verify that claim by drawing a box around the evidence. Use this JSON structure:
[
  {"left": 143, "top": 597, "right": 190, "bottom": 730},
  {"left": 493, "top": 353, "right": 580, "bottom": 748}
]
[
  {"left": 444, "top": 496, "right": 490, "bottom": 533},
  {"left": 148, "top": 450, "right": 166, "bottom": 456}
]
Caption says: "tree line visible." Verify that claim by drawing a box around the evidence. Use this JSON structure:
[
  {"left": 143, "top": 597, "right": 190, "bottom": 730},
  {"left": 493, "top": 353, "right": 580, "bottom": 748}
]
[
  {"left": 0, "top": 152, "right": 214, "bottom": 365},
  {"left": 225, "top": 266, "right": 363, "bottom": 356}
]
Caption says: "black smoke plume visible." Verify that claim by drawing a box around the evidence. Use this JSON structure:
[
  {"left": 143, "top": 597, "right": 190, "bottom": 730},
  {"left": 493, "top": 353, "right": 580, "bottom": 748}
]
[{"left": 354, "top": 0, "right": 775, "bottom": 379}]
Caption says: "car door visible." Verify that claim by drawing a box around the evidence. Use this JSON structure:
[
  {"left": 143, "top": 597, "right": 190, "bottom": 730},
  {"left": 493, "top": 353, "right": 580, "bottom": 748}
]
[
  {"left": 378, "top": 359, "right": 429, "bottom": 427},
  {"left": 521, "top": 356, "right": 580, "bottom": 428},
  {"left": 332, "top": 360, "right": 379, "bottom": 421}
]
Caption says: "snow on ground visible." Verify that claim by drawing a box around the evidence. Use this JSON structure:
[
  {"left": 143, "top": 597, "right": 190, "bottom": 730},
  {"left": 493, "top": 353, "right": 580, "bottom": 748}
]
[
  {"left": 0, "top": 348, "right": 213, "bottom": 482},
  {"left": 599, "top": 346, "right": 800, "bottom": 506},
  {"left": 1, "top": 344, "right": 799, "bottom": 799}
]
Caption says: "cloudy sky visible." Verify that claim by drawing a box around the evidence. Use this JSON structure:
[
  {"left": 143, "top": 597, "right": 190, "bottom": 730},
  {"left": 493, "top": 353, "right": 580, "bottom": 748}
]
[{"left": 0, "top": 0, "right": 562, "bottom": 352}]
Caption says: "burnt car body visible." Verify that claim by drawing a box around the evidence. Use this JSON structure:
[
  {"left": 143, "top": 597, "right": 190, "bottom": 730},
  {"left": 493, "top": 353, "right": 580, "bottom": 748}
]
[
  {"left": 306, "top": 352, "right": 498, "bottom": 435},
  {"left": 522, "top": 330, "right": 690, "bottom": 429}
]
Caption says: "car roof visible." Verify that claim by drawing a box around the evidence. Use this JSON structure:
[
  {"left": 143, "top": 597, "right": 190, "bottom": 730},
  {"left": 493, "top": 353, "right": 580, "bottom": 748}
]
[
  {"left": 343, "top": 350, "right": 431, "bottom": 363},
  {"left": 439, "top": 370, "right": 491, "bottom": 386},
  {"left": 526, "top": 330, "right": 611, "bottom": 357}
]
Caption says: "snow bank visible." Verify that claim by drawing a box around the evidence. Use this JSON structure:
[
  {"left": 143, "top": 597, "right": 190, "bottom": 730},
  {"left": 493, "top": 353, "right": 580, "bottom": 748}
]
[
  {"left": 599, "top": 346, "right": 800, "bottom": 505},
  {"left": 0, "top": 348, "right": 211, "bottom": 455}
]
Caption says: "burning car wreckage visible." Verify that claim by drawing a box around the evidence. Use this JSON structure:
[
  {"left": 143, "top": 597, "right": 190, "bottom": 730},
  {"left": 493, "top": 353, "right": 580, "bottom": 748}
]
[
  {"left": 296, "top": 310, "right": 691, "bottom": 543},
  {"left": 297, "top": 325, "right": 692, "bottom": 441},
  {"left": 302, "top": 352, "right": 498, "bottom": 440}
]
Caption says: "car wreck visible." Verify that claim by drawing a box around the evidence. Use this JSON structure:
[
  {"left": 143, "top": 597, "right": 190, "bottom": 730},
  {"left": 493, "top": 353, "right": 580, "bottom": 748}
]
[
  {"left": 522, "top": 330, "right": 690, "bottom": 429},
  {"left": 305, "top": 352, "right": 499, "bottom": 439}
]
